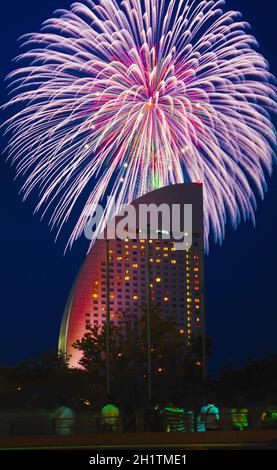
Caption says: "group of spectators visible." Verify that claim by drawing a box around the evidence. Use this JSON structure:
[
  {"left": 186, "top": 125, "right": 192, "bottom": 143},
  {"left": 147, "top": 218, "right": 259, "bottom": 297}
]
[{"left": 50, "top": 394, "right": 277, "bottom": 435}]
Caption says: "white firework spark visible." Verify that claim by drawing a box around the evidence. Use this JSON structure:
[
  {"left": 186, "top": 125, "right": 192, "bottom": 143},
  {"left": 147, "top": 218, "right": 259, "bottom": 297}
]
[{"left": 3, "top": 0, "right": 276, "bottom": 250}]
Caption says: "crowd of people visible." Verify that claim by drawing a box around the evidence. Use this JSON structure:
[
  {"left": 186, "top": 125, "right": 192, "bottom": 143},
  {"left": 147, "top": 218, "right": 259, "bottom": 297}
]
[{"left": 50, "top": 394, "right": 277, "bottom": 435}]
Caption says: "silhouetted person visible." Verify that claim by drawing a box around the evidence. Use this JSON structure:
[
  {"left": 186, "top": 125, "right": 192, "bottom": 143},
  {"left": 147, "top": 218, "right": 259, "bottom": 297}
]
[
  {"left": 261, "top": 394, "right": 277, "bottom": 429},
  {"left": 144, "top": 399, "right": 163, "bottom": 432},
  {"left": 231, "top": 396, "right": 248, "bottom": 431},
  {"left": 100, "top": 395, "right": 120, "bottom": 432},
  {"left": 51, "top": 398, "right": 75, "bottom": 435},
  {"left": 162, "top": 399, "right": 185, "bottom": 432},
  {"left": 123, "top": 403, "right": 136, "bottom": 432},
  {"left": 198, "top": 395, "right": 219, "bottom": 431}
]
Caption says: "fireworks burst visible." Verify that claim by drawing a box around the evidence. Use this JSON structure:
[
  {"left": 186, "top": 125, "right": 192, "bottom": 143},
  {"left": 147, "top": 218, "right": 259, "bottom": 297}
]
[{"left": 3, "top": 0, "right": 276, "bottom": 250}]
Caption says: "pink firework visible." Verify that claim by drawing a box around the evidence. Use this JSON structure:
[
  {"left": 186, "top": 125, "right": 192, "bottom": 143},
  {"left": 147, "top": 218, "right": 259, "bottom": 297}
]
[{"left": 3, "top": 0, "right": 276, "bottom": 250}]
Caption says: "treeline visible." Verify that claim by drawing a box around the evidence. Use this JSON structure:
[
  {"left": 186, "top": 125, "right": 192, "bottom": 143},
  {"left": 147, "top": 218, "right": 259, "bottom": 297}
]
[{"left": 0, "top": 307, "right": 276, "bottom": 411}]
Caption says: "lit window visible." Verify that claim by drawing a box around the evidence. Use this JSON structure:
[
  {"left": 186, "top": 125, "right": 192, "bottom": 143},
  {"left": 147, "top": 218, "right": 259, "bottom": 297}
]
[
  {"left": 124, "top": 276, "right": 130, "bottom": 281},
  {"left": 171, "top": 260, "right": 177, "bottom": 264},
  {"left": 133, "top": 295, "right": 139, "bottom": 300},
  {"left": 164, "top": 297, "right": 169, "bottom": 302},
  {"left": 92, "top": 293, "right": 98, "bottom": 299},
  {"left": 156, "top": 277, "right": 161, "bottom": 283}
]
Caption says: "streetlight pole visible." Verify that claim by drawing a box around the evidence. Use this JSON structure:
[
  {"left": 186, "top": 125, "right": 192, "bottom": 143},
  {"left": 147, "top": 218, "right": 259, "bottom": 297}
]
[
  {"left": 200, "top": 248, "right": 207, "bottom": 384},
  {"left": 145, "top": 224, "right": 152, "bottom": 403},
  {"left": 105, "top": 238, "right": 111, "bottom": 395}
]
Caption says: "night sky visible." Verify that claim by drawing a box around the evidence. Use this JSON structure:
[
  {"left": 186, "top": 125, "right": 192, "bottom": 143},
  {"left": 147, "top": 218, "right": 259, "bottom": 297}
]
[{"left": 0, "top": 0, "right": 276, "bottom": 374}]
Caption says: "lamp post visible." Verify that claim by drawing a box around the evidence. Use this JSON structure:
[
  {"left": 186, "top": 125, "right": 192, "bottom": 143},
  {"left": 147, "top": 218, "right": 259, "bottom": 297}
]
[
  {"left": 105, "top": 238, "right": 111, "bottom": 395},
  {"left": 200, "top": 247, "right": 207, "bottom": 383},
  {"left": 145, "top": 224, "right": 152, "bottom": 403}
]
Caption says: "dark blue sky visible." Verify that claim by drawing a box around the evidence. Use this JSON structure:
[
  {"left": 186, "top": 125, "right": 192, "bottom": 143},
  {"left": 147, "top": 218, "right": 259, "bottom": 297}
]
[{"left": 0, "top": 0, "right": 276, "bottom": 373}]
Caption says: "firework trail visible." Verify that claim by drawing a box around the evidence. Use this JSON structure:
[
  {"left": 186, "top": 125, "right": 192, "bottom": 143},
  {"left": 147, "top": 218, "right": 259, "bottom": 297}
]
[{"left": 3, "top": 0, "right": 276, "bottom": 250}]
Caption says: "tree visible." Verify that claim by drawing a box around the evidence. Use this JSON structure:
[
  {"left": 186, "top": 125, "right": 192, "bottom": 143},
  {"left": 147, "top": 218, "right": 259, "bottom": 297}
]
[{"left": 72, "top": 304, "right": 212, "bottom": 406}]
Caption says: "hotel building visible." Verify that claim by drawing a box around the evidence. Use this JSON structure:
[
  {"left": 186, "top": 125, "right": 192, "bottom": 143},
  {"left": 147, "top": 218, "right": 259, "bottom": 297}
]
[{"left": 59, "top": 183, "right": 205, "bottom": 367}]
